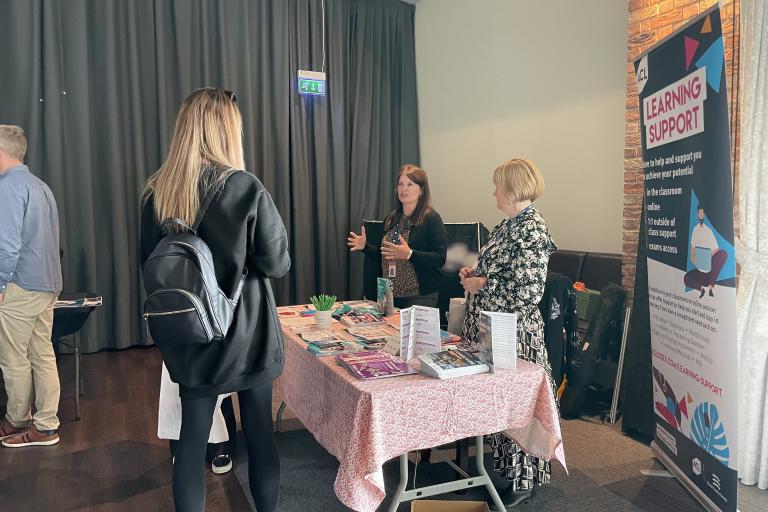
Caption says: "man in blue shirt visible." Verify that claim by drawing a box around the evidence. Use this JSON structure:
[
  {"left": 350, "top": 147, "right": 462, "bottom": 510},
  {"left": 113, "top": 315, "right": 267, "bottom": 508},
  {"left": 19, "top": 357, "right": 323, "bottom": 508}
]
[{"left": 0, "top": 125, "right": 63, "bottom": 447}]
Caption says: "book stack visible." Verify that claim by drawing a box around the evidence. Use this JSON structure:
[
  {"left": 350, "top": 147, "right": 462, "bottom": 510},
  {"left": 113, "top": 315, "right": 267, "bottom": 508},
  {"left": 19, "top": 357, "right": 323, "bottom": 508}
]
[
  {"left": 418, "top": 348, "right": 489, "bottom": 379},
  {"left": 336, "top": 351, "right": 416, "bottom": 380}
]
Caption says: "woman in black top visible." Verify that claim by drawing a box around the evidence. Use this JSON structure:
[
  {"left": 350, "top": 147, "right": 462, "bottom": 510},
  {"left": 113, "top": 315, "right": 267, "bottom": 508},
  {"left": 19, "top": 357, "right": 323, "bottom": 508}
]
[
  {"left": 140, "top": 88, "right": 290, "bottom": 512},
  {"left": 348, "top": 165, "right": 447, "bottom": 308}
]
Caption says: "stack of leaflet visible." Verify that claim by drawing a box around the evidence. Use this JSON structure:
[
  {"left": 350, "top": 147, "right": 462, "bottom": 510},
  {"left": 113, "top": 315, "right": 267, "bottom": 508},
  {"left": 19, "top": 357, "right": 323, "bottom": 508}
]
[
  {"left": 418, "top": 348, "right": 489, "bottom": 379},
  {"left": 339, "top": 309, "right": 388, "bottom": 327},
  {"left": 336, "top": 351, "right": 416, "bottom": 380},
  {"left": 54, "top": 296, "right": 103, "bottom": 308},
  {"left": 307, "top": 340, "right": 364, "bottom": 356},
  {"left": 346, "top": 325, "right": 399, "bottom": 350},
  {"left": 290, "top": 327, "right": 363, "bottom": 356}
]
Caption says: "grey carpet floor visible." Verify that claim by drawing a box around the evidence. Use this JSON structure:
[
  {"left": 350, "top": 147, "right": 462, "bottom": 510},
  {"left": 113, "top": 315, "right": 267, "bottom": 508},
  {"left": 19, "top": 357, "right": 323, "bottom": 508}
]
[{"left": 234, "top": 418, "right": 767, "bottom": 512}]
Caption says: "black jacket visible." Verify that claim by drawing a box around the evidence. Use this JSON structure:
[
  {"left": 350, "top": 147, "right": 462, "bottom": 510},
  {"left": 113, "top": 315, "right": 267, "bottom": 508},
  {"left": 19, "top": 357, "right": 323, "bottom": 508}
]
[
  {"left": 363, "top": 209, "right": 447, "bottom": 295},
  {"left": 538, "top": 272, "right": 577, "bottom": 388},
  {"left": 140, "top": 171, "right": 290, "bottom": 398}
]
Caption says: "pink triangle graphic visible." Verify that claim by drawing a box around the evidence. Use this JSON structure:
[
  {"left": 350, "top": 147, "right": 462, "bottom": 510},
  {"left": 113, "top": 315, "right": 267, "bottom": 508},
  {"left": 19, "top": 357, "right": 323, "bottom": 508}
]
[{"left": 685, "top": 37, "right": 700, "bottom": 70}]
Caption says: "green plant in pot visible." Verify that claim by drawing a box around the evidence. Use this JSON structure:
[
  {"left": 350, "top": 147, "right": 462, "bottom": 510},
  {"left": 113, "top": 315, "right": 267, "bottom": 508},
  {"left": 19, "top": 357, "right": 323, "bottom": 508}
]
[{"left": 310, "top": 294, "right": 336, "bottom": 329}]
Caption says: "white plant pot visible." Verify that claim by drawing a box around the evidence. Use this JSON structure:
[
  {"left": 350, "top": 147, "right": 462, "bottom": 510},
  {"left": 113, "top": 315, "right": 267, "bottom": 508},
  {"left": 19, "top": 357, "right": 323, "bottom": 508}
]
[{"left": 315, "top": 310, "right": 333, "bottom": 329}]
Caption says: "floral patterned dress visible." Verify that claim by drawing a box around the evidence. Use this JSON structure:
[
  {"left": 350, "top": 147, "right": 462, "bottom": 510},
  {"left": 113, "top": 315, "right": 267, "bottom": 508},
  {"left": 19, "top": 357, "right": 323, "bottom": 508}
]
[{"left": 461, "top": 206, "right": 558, "bottom": 491}]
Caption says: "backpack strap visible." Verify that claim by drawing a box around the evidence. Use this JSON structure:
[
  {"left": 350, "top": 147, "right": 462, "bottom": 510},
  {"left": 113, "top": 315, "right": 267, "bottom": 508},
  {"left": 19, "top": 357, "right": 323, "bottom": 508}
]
[
  {"left": 161, "top": 218, "right": 195, "bottom": 235},
  {"left": 231, "top": 268, "right": 248, "bottom": 303},
  {"left": 192, "top": 171, "right": 233, "bottom": 232}
]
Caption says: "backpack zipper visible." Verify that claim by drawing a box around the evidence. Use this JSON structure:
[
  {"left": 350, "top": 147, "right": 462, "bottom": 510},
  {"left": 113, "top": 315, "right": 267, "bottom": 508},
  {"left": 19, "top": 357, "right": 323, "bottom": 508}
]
[
  {"left": 143, "top": 307, "right": 196, "bottom": 318},
  {"left": 145, "top": 289, "right": 214, "bottom": 340}
]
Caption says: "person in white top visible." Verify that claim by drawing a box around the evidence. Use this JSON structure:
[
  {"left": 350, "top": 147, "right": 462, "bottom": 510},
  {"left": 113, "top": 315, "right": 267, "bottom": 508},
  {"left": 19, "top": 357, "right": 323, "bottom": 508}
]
[{"left": 684, "top": 205, "right": 728, "bottom": 298}]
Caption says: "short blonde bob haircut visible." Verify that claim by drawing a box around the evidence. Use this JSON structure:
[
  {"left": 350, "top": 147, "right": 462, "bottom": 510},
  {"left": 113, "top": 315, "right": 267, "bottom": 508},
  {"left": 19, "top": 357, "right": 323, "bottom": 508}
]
[{"left": 493, "top": 158, "right": 545, "bottom": 203}]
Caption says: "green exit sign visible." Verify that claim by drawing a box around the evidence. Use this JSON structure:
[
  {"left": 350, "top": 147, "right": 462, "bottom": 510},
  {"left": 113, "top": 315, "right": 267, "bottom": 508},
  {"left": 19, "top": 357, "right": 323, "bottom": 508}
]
[
  {"left": 298, "top": 78, "right": 325, "bottom": 95},
  {"left": 297, "top": 70, "right": 326, "bottom": 96}
]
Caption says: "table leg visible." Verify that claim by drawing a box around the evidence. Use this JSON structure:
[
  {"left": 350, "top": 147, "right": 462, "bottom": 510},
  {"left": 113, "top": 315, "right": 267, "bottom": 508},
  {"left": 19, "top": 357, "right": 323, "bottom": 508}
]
[
  {"left": 78, "top": 332, "right": 84, "bottom": 397},
  {"left": 74, "top": 332, "right": 81, "bottom": 421},
  {"left": 455, "top": 438, "right": 469, "bottom": 493},
  {"left": 475, "top": 436, "right": 505, "bottom": 511},
  {"left": 275, "top": 401, "right": 286, "bottom": 432},
  {"left": 386, "top": 453, "right": 409, "bottom": 512}
]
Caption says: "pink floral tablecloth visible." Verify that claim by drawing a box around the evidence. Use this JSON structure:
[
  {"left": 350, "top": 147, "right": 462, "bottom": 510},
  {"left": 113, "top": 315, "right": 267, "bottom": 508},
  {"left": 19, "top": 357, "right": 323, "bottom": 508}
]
[{"left": 276, "top": 319, "right": 566, "bottom": 512}]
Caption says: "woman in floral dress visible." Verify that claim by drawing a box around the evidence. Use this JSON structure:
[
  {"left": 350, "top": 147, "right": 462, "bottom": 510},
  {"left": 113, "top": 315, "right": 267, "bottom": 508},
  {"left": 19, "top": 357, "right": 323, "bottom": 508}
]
[{"left": 460, "top": 158, "right": 557, "bottom": 508}]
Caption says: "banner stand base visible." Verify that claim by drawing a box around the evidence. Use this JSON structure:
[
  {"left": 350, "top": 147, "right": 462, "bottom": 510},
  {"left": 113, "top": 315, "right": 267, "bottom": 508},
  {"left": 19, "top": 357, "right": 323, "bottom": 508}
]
[{"left": 651, "top": 441, "right": 723, "bottom": 512}]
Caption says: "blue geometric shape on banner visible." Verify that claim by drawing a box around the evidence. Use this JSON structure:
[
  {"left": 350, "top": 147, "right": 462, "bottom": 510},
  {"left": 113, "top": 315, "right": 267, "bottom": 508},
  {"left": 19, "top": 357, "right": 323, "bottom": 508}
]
[
  {"left": 695, "top": 37, "right": 724, "bottom": 92},
  {"left": 686, "top": 190, "right": 736, "bottom": 283},
  {"left": 691, "top": 402, "right": 729, "bottom": 465}
]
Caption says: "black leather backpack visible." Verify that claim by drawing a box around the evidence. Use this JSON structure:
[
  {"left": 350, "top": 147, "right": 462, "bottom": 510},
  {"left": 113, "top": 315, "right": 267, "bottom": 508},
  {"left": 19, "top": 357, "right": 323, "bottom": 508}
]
[{"left": 142, "top": 180, "right": 246, "bottom": 347}]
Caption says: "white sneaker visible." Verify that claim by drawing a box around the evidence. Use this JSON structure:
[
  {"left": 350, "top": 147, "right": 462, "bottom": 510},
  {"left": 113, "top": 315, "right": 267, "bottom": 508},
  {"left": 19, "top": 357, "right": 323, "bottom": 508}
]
[{"left": 211, "top": 454, "right": 232, "bottom": 475}]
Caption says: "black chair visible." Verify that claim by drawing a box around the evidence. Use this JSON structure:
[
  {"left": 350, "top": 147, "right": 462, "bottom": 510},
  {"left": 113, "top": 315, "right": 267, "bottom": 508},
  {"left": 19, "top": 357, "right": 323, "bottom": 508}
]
[
  {"left": 579, "top": 252, "right": 622, "bottom": 291},
  {"left": 547, "top": 249, "right": 586, "bottom": 283},
  {"left": 362, "top": 220, "right": 489, "bottom": 327},
  {"left": 52, "top": 292, "right": 98, "bottom": 421}
]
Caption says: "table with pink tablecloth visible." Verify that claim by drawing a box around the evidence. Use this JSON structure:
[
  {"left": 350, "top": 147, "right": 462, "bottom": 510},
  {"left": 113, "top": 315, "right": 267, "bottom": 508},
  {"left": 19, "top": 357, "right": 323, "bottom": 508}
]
[{"left": 276, "top": 318, "right": 566, "bottom": 512}]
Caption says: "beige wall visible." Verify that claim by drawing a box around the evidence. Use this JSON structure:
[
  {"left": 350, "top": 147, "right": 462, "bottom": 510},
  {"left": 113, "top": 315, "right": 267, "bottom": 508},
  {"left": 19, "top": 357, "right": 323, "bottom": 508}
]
[{"left": 415, "top": 0, "right": 628, "bottom": 253}]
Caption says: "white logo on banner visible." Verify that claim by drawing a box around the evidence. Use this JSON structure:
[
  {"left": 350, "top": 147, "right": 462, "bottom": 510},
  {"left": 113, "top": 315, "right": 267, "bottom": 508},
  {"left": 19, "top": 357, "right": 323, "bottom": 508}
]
[
  {"left": 711, "top": 473, "right": 721, "bottom": 492},
  {"left": 637, "top": 55, "right": 649, "bottom": 94},
  {"left": 692, "top": 458, "right": 702, "bottom": 476}
]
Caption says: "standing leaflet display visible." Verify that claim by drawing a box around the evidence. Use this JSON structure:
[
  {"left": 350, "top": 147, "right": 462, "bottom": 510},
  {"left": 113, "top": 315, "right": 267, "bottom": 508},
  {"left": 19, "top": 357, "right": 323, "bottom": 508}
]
[{"left": 634, "top": 6, "right": 737, "bottom": 511}]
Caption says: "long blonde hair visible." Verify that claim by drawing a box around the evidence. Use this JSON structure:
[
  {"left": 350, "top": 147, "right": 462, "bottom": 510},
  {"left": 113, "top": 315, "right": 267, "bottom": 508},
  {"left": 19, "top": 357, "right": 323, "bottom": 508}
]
[{"left": 142, "top": 88, "right": 245, "bottom": 227}]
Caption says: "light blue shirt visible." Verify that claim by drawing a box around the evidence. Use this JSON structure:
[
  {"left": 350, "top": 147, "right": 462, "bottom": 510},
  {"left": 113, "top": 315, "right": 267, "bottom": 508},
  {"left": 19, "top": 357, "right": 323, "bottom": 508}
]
[{"left": 0, "top": 164, "right": 62, "bottom": 293}]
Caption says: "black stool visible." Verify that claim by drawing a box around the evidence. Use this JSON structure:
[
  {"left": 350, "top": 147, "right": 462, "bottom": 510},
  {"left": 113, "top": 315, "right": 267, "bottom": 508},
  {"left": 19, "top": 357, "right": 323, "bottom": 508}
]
[{"left": 52, "top": 292, "right": 98, "bottom": 421}]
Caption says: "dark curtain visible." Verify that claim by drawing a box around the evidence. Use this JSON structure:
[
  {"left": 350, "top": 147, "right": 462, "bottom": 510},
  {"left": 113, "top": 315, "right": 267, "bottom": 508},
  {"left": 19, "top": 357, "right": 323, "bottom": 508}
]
[{"left": 0, "top": 0, "right": 419, "bottom": 352}]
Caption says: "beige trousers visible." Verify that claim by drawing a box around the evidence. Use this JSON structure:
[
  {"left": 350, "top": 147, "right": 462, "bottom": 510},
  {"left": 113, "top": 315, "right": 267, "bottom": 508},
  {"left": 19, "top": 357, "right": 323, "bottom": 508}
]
[{"left": 0, "top": 283, "right": 60, "bottom": 431}]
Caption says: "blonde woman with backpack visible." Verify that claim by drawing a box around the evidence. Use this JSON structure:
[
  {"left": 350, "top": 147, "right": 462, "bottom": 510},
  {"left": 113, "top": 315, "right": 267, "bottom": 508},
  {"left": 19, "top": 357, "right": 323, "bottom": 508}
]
[{"left": 140, "top": 88, "right": 290, "bottom": 512}]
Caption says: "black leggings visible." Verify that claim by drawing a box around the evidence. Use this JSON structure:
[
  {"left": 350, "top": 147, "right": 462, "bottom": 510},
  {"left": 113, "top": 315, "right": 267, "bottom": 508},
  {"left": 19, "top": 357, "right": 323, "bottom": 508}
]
[
  {"left": 169, "top": 395, "right": 237, "bottom": 462},
  {"left": 173, "top": 381, "right": 279, "bottom": 512}
]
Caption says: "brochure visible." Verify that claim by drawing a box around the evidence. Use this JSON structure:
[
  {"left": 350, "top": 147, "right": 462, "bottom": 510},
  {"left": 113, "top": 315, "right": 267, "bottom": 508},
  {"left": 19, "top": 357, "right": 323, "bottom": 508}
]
[
  {"left": 477, "top": 311, "right": 518, "bottom": 372},
  {"left": 336, "top": 351, "right": 416, "bottom": 380},
  {"left": 399, "top": 306, "right": 441, "bottom": 361}
]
